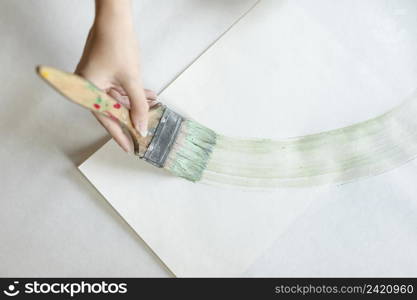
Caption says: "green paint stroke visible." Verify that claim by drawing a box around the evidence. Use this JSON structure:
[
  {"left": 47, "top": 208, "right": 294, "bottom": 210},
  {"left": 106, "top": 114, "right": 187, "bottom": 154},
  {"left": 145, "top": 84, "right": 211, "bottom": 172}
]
[
  {"left": 166, "top": 92, "right": 417, "bottom": 188},
  {"left": 165, "top": 120, "right": 217, "bottom": 182}
]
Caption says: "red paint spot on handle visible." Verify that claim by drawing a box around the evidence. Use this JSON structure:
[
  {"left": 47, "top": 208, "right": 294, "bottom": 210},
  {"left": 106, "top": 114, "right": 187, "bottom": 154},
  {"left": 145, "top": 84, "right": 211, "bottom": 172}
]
[
  {"left": 93, "top": 104, "right": 100, "bottom": 109},
  {"left": 113, "top": 103, "right": 121, "bottom": 109}
]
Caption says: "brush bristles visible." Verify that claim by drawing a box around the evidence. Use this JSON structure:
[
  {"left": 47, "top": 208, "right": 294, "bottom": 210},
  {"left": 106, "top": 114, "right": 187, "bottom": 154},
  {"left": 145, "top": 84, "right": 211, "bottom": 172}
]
[{"left": 165, "top": 119, "right": 217, "bottom": 182}]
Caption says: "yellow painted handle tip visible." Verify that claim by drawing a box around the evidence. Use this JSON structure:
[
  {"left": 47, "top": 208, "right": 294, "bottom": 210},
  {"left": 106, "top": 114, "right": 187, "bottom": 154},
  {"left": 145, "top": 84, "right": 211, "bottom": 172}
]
[{"left": 36, "top": 65, "right": 53, "bottom": 79}]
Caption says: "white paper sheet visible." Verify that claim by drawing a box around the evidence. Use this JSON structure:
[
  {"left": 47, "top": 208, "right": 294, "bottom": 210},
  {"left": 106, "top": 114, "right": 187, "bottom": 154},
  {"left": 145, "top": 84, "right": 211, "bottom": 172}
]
[{"left": 80, "top": 0, "right": 417, "bottom": 276}]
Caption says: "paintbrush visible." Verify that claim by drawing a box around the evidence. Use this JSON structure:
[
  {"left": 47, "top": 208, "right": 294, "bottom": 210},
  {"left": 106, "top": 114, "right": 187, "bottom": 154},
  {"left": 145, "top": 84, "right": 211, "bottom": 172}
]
[{"left": 36, "top": 65, "right": 216, "bottom": 182}]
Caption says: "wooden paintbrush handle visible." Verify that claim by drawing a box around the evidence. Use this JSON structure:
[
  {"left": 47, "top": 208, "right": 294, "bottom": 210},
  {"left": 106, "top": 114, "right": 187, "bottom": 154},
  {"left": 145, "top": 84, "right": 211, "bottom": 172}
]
[{"left": 36, "top": 65, "right": 164, "bottom": 156}]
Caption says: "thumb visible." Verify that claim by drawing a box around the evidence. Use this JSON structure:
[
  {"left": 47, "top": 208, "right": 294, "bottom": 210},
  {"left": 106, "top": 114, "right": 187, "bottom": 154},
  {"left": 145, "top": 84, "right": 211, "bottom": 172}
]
[{"left": 122, "top": 79, "right": 149, "bottom": 137}]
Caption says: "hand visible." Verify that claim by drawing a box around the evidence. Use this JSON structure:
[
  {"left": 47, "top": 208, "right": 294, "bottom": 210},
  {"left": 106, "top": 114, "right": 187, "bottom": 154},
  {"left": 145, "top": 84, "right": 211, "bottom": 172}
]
[{"left": 75, "top": 0, "right": 154, "bottom": 153}]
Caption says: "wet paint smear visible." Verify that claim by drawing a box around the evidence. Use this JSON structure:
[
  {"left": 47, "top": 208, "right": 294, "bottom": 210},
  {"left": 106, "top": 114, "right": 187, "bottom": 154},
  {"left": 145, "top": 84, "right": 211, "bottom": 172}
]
[{"left": 195, "top": 92, "right": 417, "bottom": 188}]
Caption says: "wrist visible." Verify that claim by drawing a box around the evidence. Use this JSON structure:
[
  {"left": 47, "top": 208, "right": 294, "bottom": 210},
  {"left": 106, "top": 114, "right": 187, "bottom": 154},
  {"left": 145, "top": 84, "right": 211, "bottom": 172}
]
[{"left": 94, "top": 0, "right": 133, "bottom": 28}]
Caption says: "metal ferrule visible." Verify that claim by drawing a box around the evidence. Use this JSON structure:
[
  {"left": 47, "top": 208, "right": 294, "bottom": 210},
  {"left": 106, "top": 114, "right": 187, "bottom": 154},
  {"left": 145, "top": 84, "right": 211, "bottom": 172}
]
[{"left": 142, "top": 106, "right": 184, "bottom": 167}]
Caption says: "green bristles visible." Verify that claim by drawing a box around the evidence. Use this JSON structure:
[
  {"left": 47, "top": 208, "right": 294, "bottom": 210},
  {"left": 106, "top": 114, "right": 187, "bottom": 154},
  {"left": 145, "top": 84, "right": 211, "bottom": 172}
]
[{"left": 166, "top": 120, "right": 217, "bottom": 182}]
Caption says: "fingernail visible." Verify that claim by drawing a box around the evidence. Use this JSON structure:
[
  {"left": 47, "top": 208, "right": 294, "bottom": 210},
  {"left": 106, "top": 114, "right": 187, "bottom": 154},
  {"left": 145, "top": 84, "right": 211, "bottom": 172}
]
[
  {"left": 136, "top": 123, "right": 148, "bottom": 137},
  {"left": 149, "top": 100, "right": 159, "bottom": 107},
  {"left": 123, "top": 146, "right": 132, "bottom": 154}
]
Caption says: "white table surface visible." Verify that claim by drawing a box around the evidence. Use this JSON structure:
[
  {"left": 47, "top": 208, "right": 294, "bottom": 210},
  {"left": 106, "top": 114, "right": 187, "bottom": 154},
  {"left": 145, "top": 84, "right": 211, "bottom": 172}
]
[
  {"left": 0, "top": 0, "right": 257, "bottom": 277},
  {"left": 2, "top": 0, "right": 417, "bottom": 278}
]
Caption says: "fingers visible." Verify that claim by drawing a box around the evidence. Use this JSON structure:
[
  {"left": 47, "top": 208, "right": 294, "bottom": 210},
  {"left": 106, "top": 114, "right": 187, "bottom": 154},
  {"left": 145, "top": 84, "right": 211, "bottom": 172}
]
[
  {"left": 93, "top": 112, "right": 133, "bottom": 153},
  {"left": 144, "top": 89, "right": 157, "bottom": 101},
  {"left": 111, "top": 86, "right": 157, "bottom": 100},
  {"left": 145, "top": 89, "right": 158, "bottom": 108},
  {"left": 122, "top": 80, "right": 149, "bottom": 137},
  {"left": 148, "top": 99, "right": 159, "bottom": 108},
  {"left": 94, "top": 84, "right": 157, "bottom": 153},
  {"left": 107, "top": 87, "right": 158, "bottom": 109},
  {"left": 108, "top": 88, "right": 130, "bottom": 108}
]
